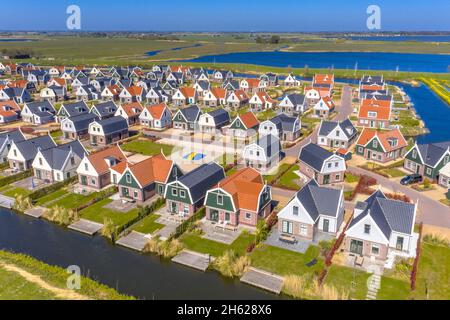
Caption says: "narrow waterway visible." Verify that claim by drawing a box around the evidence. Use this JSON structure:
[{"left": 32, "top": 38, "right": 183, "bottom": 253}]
[{"left": 0, "top": 209, "right": 278, "bottom": 300}]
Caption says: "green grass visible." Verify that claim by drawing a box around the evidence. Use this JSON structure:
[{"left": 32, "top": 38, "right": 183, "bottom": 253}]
[
  {"left": 277, "top": 165, "right": 301, "bottom": 189},
  {"left": 344, "top": 173, "right": 360, "bottom": 183},
  {"left": 180, "top": 231, "right": 255, "bottom": 257},
  {"left": 49, "top": 192, "right": 99, "bottom": 210},
  {"left": 1, "top": 187, "right": 31, "bottom": 198},
  {"left": 80, "top": 198, "right": 140, "bottom": 228},
  {"left": 250, "top": 245, "right": 323, "bottom": 276},
  {"left": 380, "top": 168, "right": 406, "bottom": 178},
  {"left": 377, "top": 277, "right": 411, "bottom": 300},
  {"left": 34, "top": 189, "right": 68, "bottom": 206},
  {"left": 323, "top": 265, "right": 370, "bottom": 300},
  {"left": 121, "top": 139, "right": 174, "bottom": 156},
  {"left": 411, "top": 242, "right": 450, "bottom": 300},
  {"left": 263, "top": 163, "right": 290, "bottom": 184},
  {"left": 131, "top": 214, "right": 164, "bottom": 234}
]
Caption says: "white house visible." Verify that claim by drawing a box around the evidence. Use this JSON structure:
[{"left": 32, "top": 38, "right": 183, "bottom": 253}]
[
  {"left": 139, "top": 103, "right": 172, "bottom": 130},
  {"left": 243, "top": 134, "right": 281, "bottom": 174}
]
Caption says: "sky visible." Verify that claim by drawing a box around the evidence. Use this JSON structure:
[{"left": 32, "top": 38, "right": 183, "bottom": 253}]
[{"left": 1, "top": 0, "right": 449, "bottom": 32}]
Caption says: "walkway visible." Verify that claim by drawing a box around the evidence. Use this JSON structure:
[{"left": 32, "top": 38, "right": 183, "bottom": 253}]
[{"left": 0, "top": 194, "right": 15, "bottom": 209}]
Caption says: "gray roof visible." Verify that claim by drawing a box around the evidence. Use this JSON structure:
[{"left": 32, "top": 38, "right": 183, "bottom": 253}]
[
  {"left": 178, "top": 162, "right": 225, "bottom": 203},
  {"left": 365, "top": 93, "right": 392, "bottom": 101},
  {"left": 299, "top": 143, "right": 333, "bottom": 172},
  {"left": 178, "top": 105, "right": 201, "bottom": 122},
  {"left": 2, "top": 87, "right": 26, "bottom": 98},
  {"left": 361, "top": 75, "right": 384, "bottom": 85},
  {"left": 416, "top": 141, "right": 450, "bottom": 167},
  {"left": 14, "top": 135, "right": 57, "bottom": 161},
  {"left": 91, "top": 101, "right": 117, "bottom": 118},
  {"left": 39, "top": 140, "right": 86, "bottom": 170},
  {"left": 67, "top": 113, "right": 98, "bottom": 132},
  {"left": 95, "top": 116, "right": 128, "bottom": 135},
  {"left": 61, "top": 101, "right": 89, "bottom": 117},
  {"left": 296, "top": 179, "right": 342, "bottom": 221},
  {"left": 269, "top": 113, "right": 298, "bottom": 132},
  {"left": 196, "top": 80, "right": 210, "bottom": 91},
  {"left": 349, "top": 190, "right": 416, "bottom": 238},
  {"left": 318, "top": 118, "right": 357, "bottom": 139},
  {"left": 257, "top": 134, "right": 281, "bottom": 158},
  {"left": 284, "top": 93, "right": 305, "bottom": 106},
  {"left": 222, "top": 80, "right": 240, "bottom": 90},
  {"left": 207, "top": 108, "right": 230, "bottom": 126},
  {"left": 25, "top": 101, "right": 56, "bottom": 117},
  {"left": 0, "top": 129, "right": 25, "bottom": 151}
]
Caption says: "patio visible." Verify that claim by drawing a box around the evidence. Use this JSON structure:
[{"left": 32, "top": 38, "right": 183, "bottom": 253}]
[
  {"left": 200, "top": 219, "right": 244, "bottom": 245},
  {"left": 13, "top": 177, "right": 51, "bottom": 191},
  {"left": 264, "top": 228, "right": 335, "bottom": 254},
  {"left": 103, "top": 198, "right": 137, "bottom": 212}
]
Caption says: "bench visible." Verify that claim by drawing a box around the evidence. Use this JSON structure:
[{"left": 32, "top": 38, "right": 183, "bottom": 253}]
[{"left": 279, "top": 234, "right": 297, "bottom": 244}]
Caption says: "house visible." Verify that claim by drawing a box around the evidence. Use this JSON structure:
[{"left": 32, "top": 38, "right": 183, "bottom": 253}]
[
  {"left": 118, "top": 154, "right": 183, "bottom": 203},
  {"left": 193, "top": 80, "right": 211, "bottom": 99},
  {"left": 61, "top": 113, "right": 98, "bottom": 140},
  {"left": 226, "top": 89, "right": 249, "bottom": 109},
  {"left": 226, "top": 112, "right": 260, "bottom": 139},
  {"left": 284, "top": 74, "right": 301, "bottom": 87},
  {"left": 202, "top": 88, "right": 227, "bottom": 107},
  {"left": 313, "top": 74, "right": 334, "bottom": 90},
  {"left": 317, "top": 119, "right": 358, "bottom": 149},
  {"left": 249, "top": 91, "right": 277, "bottom": 111},
  {"left": 71, "top": 77, "right": 89, "bottom": 92},
  {"left": 47, "top": 77, "right": 66, "bottom": 88},
  {"left": 40, "top": 85, "right": 68, "bottom": 103},
  {"left": 358, "top": 98, "right": 392, "bottom": 129},
  {"left": 259, "top": 114, "right": 301, "bottom": 142},
  {"left": 438, "top": 163, "right": 450, "bottom": 189},
  {"left": 355, "top": 128, "right": 408, "bottom": 163},
  {"left": 7, "top": 135, "right": 57, "bottom": 171},
  {"left": 76, "top": 145, "right": 128, "bottom": 191},
  {"left": 212, "top": 70, "right": 233, "bottom": 82},
  {"left": 243, "top": 134, "right": 281, "bottom": 174},
  {"left": 359, "top": 75, "right": 386, "bottom": 99},
  {"left": 162, "top": 81, "right": 179, "bottom": 96},
  {"left": 0, "top": 129, "right": 25, "bottom": 163},
  {"left": 172, "top": 87, "right": 198, "bottom": 107},
  {"left": 279, "top": 93, "right": 307, "bottom": 116},
  {"left": 260, "top": 73, "right": 278, "bottom": 87},
  {"left": 32, "top": 140, "right": 87, "bottom": 183},
  {"left": 57, "top": 101, "right": 89, "bottom": 122},
  {"left": 304, "top": 86, "right": 331, "bottom": 106},
  {"left": 344, "top": 189, "right": 417, "bottom": 261},
  {"left": 76, "top": 84, "right": 99, "bottom": 101},
  {"left": 114, "top": 102, "right": 143, "bottom": 125},
  {"left": 222, "top": 79, "right": 240, "bottom": 91},
  {"left": 21, "top": 101, "right": 56, "bottom": 124},
  {"left": 119, "top": 86, "right": 146, "bottom": 104},
  {"left": 403, "top": 141, "right": 450, "bottom": 180},
  {"left": 164, "top": 162, "right": 225, "bottom": 217},
  {"left": 313, "top": 96, "right": 335, "bottom": 118},
  {"left": 146, "top": 86, "right": 170, "bottom": 105},
  {"left": 166, "top": 72, "right": 185, "bottom": 85},
  {"left": 204, "top": 168, "right": 272, "bottom": 227},
  {"left": 298, "top": 142, "right": 346, "bottom": 185},
  {"left": 240, "top": 78, "right": 265, "bottom": 94},
  {"left": 0, "top": 87, "right": 31, "bottom": 103},
  {"left": 27, "top": 70, "right": 50, "bottom": 86},
  {"left": 0, "top": 101, "right": 21, "bottom": 124},
  {"left": 101, "top": 84, "right": 121, "bottom": 101},
  {"left": 198, "top": 108, "right": 230, "bottom": 133},
  {"left": 89, "top": 116, "right": 129, "bottom": 146},
  {"left": 139, "top": 103, "right": 172, "bottom": 130},
  {"left": 172, "top": 105, "right": 202, "bottom": 131},
  {"left": 90, "top": 101, "right": 118, "bottom": 120},
  {"left": 277, "top": 179, "right": 344, "bottom": 241}
]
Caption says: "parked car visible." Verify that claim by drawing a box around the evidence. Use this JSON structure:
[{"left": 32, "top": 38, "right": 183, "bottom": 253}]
[{"left": 400, "top": 173, "right": 423, "bottom": 185}]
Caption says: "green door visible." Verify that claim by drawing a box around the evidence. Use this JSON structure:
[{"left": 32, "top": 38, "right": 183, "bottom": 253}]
[
  {"left": 210, "top": 209, "right": 219, "bottom": 222},
  {"left": 122, "top": 187, "right": 129, "bottom": 198},
  {"left": 170, "top": 202, "right": 178, "bottom": 214},
  {"left": 350, "top": 240, "right": 364, "bottom": 255}
]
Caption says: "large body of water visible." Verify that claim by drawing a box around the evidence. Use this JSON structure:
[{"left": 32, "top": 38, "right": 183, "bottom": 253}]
[
  {"left": 0, "top": 209, "right": 277, "bottom": 300},
  {"left": 185, "top": 51, "right": 450, "bottom": 73},
  {"left": 329, "top": 35, "right": 450, "bottom": 42}
]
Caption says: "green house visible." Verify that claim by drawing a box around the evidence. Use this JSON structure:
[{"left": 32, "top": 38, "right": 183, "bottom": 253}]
[{"left": 403, "top": 142, "right": 450, "bottom": 179}]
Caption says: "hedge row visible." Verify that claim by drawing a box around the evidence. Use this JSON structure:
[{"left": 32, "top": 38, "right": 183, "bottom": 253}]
[
  {"left": 0, "top": 170, "right": 33, "bottom": 188},
  {"left": 29, "top": 176, "right": 77, "bottom": 201},
  {"left": 169, "top": 207, "right": 206, "bottom": 240},
  {"left": 74, "top": 186, "right": 118, "bottom": 212}
]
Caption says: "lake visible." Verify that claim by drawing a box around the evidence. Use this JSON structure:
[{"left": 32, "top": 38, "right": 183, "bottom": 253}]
[
  {"left": 185, "top": 51, "right": 450, "bottom": 73},
  {"left": 0, "top": 209, "right": 277, "bottom": 300},
  {"left": 327, "top": 35, "right": 450, "bottom": 42}
]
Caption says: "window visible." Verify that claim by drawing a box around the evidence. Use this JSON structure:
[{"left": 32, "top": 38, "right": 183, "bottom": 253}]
[
  {"left": 371, "top": 245, "right": 380, "bottom": 255},
  {"left": 336, "top": 130, "right": 340, "bottom": 137},
  {"left": 39, "top": 158, "right": 43, "bottom": 165},
  {"left": 13, "top": 150, "right": 17, "bottom": 157},
  {"left": 335, "top": 174, "right": 340, "bottom": 180},
  {"left": 364, "top": 224, "right": 371, "bottom": 234},
  {"left": 426, "top": 167, "right": 432, "bottom": 175},
  {"left": 217, "top": 194, "right": 223, "bottom": 205},
  {"left": 180, "top": 190, "right": 186, "bottom": 198},
  {"left": 373, "top": 140, "right": 378, "bottom": 148},
  {"left": 282, "top": 221, "right": 293, "bottom": 234},
  {"left": 328, "top": 163, "right": 332, "bottom": 168},
  {"left": 70, "top": 157, "right": 75, "bottom": 165},
  {"left": 172, "top": 188, "right": 178, "bottom": 196},
  {"left": 126, "top": 174, "right": 131, "bottom": 183},
  {"left": 85, "top": 163, "right": 88, "bottom": 171},
  {"left": 300, "top": 224, "right": 308, "bottom": 236},
  {"left": 335, "top": 162, "right": 339, "bottom": 167},
  {"left": 293, "top": 206, "right": 299, "bottom": 216},
  {"left": 133, "top": 191, "right": 138, "bottom": 198},
  {"left": 445, "top": 155, "right": 450, "bottom": 165},
  {"left": 358, "top": 147, "right": 363, "bottom": 153},
  {"left": 245, "top": 212, "right": 252, "bottom": 220}
]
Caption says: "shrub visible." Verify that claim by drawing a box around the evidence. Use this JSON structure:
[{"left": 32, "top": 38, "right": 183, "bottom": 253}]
[
  {"left": 308, "top": 280, "right": 349, "bottom": 300},
  {"left": 213, "top": 250, "right": 250, "bottom": 277},
  {"left": 29, "top": 176, "right": 77, "bottom": 201},
  {"left": 283, "top": 275, "right": 308, "bottom": 299},
  {"left": 246, "top": 242, "right": 256, "bottom": 253},
  {"left": 0, "top": 170, "right": 33, "bottom": 188},
  {"left": 255, "top": 219, "right": 269, "bottom": 244},
  {"left": 170, "top": 208, "right": 206, "bottom": 240},
  {"left": 101, "top": 217, "right": 117, "bottom": 240},
  {"left": 44, "top": 205, "right": 78, "bottom": 226},
  {"left": 318, "top": 240, "right": 334, "bottom": 257},
  {"left": 143, "top": 237, "right": 184, "bottom": 258},
  {"left": 423, "top": 234, "right": 449, "bottom": 247},
  {"left": 13, "top": 194, "right": 33, "bottom": 212}
]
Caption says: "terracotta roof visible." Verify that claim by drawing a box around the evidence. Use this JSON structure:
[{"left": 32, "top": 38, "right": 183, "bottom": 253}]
[
  {"left": 49, "top": 78, "right": 66, "bottom": 86},
  {"left": 305, "top": 86, "right": 331, "bottom": 97},
  {"left": 126, "top": 154, "right": 173, "bottom": 186},
  {"left": 87, "top": 145, "right": 127, "bottom": 175},
  {"left": 106, "top": 84, "right": 120, "bottom": 95},
  {"left": 244, "top": 78, "right": 261, "bottom": 88},
  {"left": 7, "top": 80, "right": 28, "bottom": 88},
  {"left": 356, "top": 128, "right": 407, "bottom": 152},
  {"left": 232, "top": 89, "right": 248, "bottom": 101},
  {"left": 179, "top": 87, "right": 196, "bottom": 98},
  {"left": 358, "top": 98, "right": 391, "bottom": 121},
  {"left": 361, "top": 84, "right": 384, "bottom": 91},
  {"left": 314, "top": 74, "right": 334, "bottom": 85},
  {"left": 110, "top": 161, "right": 128, "bottom": 174},
  {"left": 209, "top": 88, "right": 227, "bottom": 99},
  {"left": 126, "top": 85, "right": 143, "bottom": 96},
  {"left": 254, "top": 91, "right": 276, "bottom": 104},
  {"left": 0, "top": 100, "right": 20, "bottom": 112},
  {"left": 238, "top": 111, "right": 259, "bottom": 129},
  {"left": 144, "top": 103, "right": 170, "bottom": 120},
  {"left": 121, "top": 102, "right": 143, "bottom": 116},
  {"left": 321, "top": 96, "right": 335, "bottom": 109},
  {"left": 214, "top": 167, "right": 265, "bottom": 212}
]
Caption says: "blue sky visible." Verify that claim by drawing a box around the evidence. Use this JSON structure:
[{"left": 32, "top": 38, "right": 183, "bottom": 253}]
[{"left": 1, "top": 0, "right": 449, "bottom": 32}]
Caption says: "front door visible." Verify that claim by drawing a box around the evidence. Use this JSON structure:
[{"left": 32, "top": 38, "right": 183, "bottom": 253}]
[
  {"left": 323, "top": 175, "right": 330, "bottom": 184},
  {"left": 210, "top": 210, "right": 219, "bottom": 222},
  {"left": 36, "top": 170, "right": 41, "bottom": 179},
  {"left": 350, "top": 239, "right": 364, "bottom": 255},
  {"left": 81, "top": 175, "right": 87, "bottom": 186},
  {"left": 122, "top": 187, "right": 130, "bottom": 198},
  {"left": 323, "top": 219, "right": 330, "bottom": 233},
  {"left": 396, "top": 237, "right": 404, "bottom": 251},
  {"left": 92, "top": 136, "right": 97, "bottom": 145},
  {"left": 170, "top": 202, "right": 178, "bottom": 214},
  {"left": 282, "top": 220, "right": 293, "bottom": 234}
]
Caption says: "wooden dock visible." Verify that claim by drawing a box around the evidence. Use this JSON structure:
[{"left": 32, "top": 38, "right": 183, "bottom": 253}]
[
  {"left": 116, "top": 231, "right": 148, "bottom": 252},
  {"left": 24, "top": 207, "right": 46, "bottom": 218},
  {"left": 0, "top": 195, "right": 15, "bottom": 209},
  {"left": 172, "top": 250, "right": 213, "bottom": 272},
  {"left": 240, "top": 267, "right": 284, "bottom": 294},
  {"left": 68, "top": 219, "right": 104, "bottom": 235}
]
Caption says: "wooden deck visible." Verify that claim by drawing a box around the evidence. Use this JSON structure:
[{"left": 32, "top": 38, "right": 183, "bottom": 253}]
[
  {"left": 116, "top": 231, "right": 148, "bottom": 252},
  {"left": 171, "top": 250, "right": 214, "bottom": 272},
  {"left": 68, "top": 219, "right": 104, "bottom": 235},
  {"left": 24, "top": 206, "right": 46, "bottom": 218},
  {"left": 0, "top": 195, "right": 15, "bottom": 209},
  {"left": 240, "top": 267, "right": 284, "bottom": 294}
]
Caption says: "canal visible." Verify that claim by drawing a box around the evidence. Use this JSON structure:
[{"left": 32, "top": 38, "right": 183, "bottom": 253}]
[{"left": 0, "top": 208, "right": 278, "bottom": 300}]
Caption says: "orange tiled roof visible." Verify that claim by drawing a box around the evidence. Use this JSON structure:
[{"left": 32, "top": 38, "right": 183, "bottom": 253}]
[
  {"left": 244, "top": 78, "right": 261, "bottom": 88},
  {"left": 126, "top": 85, "right": 143, "bottom": 96},
  {"left": 49, "top": 77, "right": 66, "bottom": 86},
  {"left": 210, "top": 88, "right": 227, "bottom": 99},
  {"left": 214, "top": 167, "right": 265, "bottom": 212},
  {"left": 110, "top": 161, "right": 128, "bottom": 174},
  {"left": 179, "top": 87, "right": 196, "bottom": 98},
  {"left": 321, "top": 96, "right": 335, "bottom": 109},
  {"left": 361, "top": 84, "right": 384, "bottom": 91},
  {"left": 358, "top": 98, "right": 391, "bottom": 121},
  {"left": 121, "top": 102, "right": 143, "bottom": 116},
  {"left": 238, "top": 111, "right": 259, "bottom": 129},
  {"left": 314, "top": 74, "right": 334, "bottom": 85},
  {"left": 356, "top": 128, "right": 407, "bottom": 152},
  {"left": 254, "top": 91, "right": 276, "bottom": 104},
  {"left": 126, "top": 154, "right": 173, "bottom": 186},
  {"left": 232, "top": 89, "right": 248, "bottom": 101},
  {"left": 87, "top": 145, "right": 127, "bottom": 175},
  {"left": 7, "top": 79, "right": 28, "bottom": 88},
  {"left": 106, "top": 84, "right": 121, "bottom": 95},
  {"left": 144, "top": 103, "right": 171, "bottom": 120}
]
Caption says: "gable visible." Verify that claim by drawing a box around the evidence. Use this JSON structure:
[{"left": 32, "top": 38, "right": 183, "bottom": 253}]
[
  {"left": 118, "top": 169, "right": 141, "bottom": 188},
  {"left": 165, "top": 181, "right": 192, "bottom": 204},
  {"left": 346, "top": 214, "right": 389, "bottom": 244},
  {"left": 278, "top": 197, "right": 315, "bottom": 224},
  {"left": 230, "top": 117, "right": 246, "bottom": 130},
  {"left": 205, "top": 189, "right": 235, "bottom": 212},
  {"left": 404, "top": 145, "right": 423, "bottom": 164}
]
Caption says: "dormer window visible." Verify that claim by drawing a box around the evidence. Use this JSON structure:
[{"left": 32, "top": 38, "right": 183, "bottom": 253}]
[
  {"left": 336, "top": 130, "right": 340, "bottom": 137},
  {"left": 126, "top": 173, "right": 131, "bottom": 183},
  {"left": 84, "top": 163, "right": 88, "bottom": 171},
  {"left": 364, "top": 224, "right": 371, "bottom": 234},
  {"left": 39, "top": 158, "right": 43, "bottom": 165}
]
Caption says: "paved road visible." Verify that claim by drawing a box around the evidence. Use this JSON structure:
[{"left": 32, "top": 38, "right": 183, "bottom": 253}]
[{"left": 348, "top": 166, "right": 450, "bottom": 229}]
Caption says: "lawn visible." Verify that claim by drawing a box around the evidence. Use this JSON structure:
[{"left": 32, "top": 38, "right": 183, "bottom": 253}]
[
  {"left": 121, "top": 139, "right": 174, "bottom": 156},
  {"left": 180, "top": 231, "right": 255, "bottom": 257},
  {"left": 1, "top": 187, "right": 31, "bottom": 198},
  {"left": 380, "top": 168, "right": 406, "bottom": 178},
  {"left": 411, "top": 242, "right": 450, "bottom": 300},
  {"left": 80, "top": 199, "right": 140, "bottom": 228},
  {"left": 250, "top": 245, "right": 323, "bottom": 276},
  {"left": 34, "top": 189, "right": 67, "bottom": 207},
  {"left": 277, "top": 165, "right": 301, "bottom": 189},
  {"left": 323, "top": 265, "right": 370, "bottom": 300},
  {"left": 263, "top": 163, "right": 290, "bottom": 184},
  {"left": 49, "top": 192, "right": 99, "bottom": 210},
  {"left": 131, "top": 214, "right": 164, "bottom": 235},
  {"left": 344, "top": 173, "right": 360, "bottom": 183},
  {"left": 377, "top": 276, "right": 411, "bottom": 300}
]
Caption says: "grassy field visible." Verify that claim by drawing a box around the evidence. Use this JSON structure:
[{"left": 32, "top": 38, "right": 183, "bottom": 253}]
[
  {"left": 79, "top": 198, "right": 140, "bottom": 228},
  {"left": 180, "top": 232, "right": 254, "bottom": 257},
  {"left": 420, "top": 78, "right": 450, "bottom": 104},
  {"left": 121, "top": 139, "right": 174, "bottom": 156},
  {"left": 0, "top": 186, "right": 31, "bottom": 198},
  {"left": 131, "top": 214, "right": 164, "bottom": 235},
  {"left": 277, "top": 165, "right": 301, "bottom": 189},
  {"left": 48, "top": 191, "right": 99, "bottom": 210},
  {"left": 344, "top": 173, "right": 360, "bottom": 183}
]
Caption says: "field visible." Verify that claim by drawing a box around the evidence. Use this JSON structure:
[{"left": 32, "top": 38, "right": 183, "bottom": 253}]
[{"left": 121, "top": 139, "right": 174, "bottom": 156}]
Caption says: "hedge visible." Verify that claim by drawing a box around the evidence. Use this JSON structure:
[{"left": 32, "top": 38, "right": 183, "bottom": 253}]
[
  {"left": 0, "top": 170, "right": 33, "bottom": 188},
  {"left": 169, "top": 207, "right": 206, "bottom": 240},
  {"left": 74, "top": 186, "right": 118, "bottom": 212},
  {"left": 29, "top": 176, "right": 77, "bottom": 201}
]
